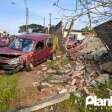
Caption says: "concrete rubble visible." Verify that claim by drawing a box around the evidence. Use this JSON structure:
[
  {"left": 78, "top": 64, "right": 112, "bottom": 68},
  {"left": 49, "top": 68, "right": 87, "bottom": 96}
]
[
  {"left": 100, "top": 62, "right": 112, "bottom": 74},
  {"left": 70, "top": 36, "right": 111, "bottom": 92},
  {"left": 35, "top": 35, "right": 112, "bottom": 97}
]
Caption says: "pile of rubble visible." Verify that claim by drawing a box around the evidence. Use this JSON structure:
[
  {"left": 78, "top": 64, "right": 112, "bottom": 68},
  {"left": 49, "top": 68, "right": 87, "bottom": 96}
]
[
  {"left": 32, "top": 36, "right": 112, "bottom": 99},
  {"left": 41, "top": 36, "right": 111, "bottom": 95},
  {"left": 17, "top": 35, "right": 111, "bottom": 112},
  {"left": 67, "top": 36, "right": 112, "bottom": 94}
]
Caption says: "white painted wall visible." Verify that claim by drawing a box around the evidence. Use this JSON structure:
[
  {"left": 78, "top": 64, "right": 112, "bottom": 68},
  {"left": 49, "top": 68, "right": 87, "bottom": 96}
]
[{"left": 63, "top": 31, "right": 85, "bottom": 41}]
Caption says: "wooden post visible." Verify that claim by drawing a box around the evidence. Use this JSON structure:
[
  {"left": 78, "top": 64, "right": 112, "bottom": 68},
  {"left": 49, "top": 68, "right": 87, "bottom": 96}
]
[{"left": 17, "top": 93, "right": 70, "bottom": 112}]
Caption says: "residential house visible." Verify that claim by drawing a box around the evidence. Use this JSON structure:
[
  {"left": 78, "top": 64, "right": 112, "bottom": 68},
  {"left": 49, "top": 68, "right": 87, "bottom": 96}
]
[
  {"left": 63, "top": 29, "right": 85, "bottom": 41},
  {"left": 94, "top": 20, "right": 112, "bottom": 52}
]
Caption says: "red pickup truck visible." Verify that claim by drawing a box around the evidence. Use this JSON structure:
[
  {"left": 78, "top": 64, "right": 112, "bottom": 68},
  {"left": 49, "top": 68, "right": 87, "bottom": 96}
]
[{"left": 0, "top": 33, "right": 53, "bottom": 74}]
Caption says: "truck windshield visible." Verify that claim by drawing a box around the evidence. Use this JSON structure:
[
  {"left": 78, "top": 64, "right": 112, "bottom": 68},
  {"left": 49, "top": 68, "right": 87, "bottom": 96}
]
[{"left": 9, "top": 37, "right": 34, "bottom": 52}]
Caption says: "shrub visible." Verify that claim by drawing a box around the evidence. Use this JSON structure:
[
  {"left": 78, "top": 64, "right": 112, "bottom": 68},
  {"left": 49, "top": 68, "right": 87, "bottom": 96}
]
[
  {"left": 53, "top": 80, "right": 112, "bottom": 112},
  {"left": 0, "top": 75, "right": 17, "bottom": 112}
]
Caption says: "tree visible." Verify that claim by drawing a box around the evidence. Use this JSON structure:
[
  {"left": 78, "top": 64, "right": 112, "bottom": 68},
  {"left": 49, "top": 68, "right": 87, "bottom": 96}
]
[
  {"left": 51, "top": 0, "right": 112, "bottom": 53},
  {"left": 18, "top": 24, "right": 47, "bottom": 33},
  {"left": 53, "top": 0, "right": 112, "bottom": 29},
  {"left": 18, "top": 25, "right": 27, "bottom": 33},
  {"left": 50, "top": 21, "right": 65, "bottom": 52},
  {"left": 81, "top": 26, "right": 92, "bottom": 32}
]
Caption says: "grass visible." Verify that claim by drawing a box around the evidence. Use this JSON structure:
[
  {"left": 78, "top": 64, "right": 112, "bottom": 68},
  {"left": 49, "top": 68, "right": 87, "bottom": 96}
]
[
  {"left": 47, "top": 60, "right": 57, "bottom": 70},
  {"left": 55, "top": 95, "right": 79, "bottom": 112},
  {"left": 52, "top": 80, "right": 112, "bottom": 112},
  {"left": 0, "top": 75, "right": 17, "bottom": 112},
  {"left": 60, "top": 56, "right": 69, "bottom": 66},
  {"left": 47, "top": 56, "right": 69, "bottom": 70}
]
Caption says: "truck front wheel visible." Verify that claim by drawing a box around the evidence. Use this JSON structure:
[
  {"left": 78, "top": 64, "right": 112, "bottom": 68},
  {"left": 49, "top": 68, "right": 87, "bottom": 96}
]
[{"left": 25, "top": 62, "right": 34, "bottom": 71}]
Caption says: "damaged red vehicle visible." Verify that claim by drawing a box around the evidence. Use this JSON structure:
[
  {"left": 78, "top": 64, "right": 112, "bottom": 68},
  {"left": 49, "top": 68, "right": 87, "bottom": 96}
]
[
  {"left": 65, "top": 35, "right": 84, "bottom": 58},
  {"left": 0, "top": 33, "right": 52, "bottom": 73},
  {"left": 0, "top": 37, "right": 10, "bottom": 47}
]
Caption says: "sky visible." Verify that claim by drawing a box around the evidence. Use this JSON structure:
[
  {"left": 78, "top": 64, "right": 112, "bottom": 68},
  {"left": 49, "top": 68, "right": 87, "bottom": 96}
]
[{"left": 0, "top": 0, "right": 87, "bottom": 34}]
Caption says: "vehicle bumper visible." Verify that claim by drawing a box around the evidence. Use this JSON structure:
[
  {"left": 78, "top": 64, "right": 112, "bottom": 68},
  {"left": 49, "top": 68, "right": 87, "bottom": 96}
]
[{"left": 0, "top": 63, "right": 23, "bottom": 71}]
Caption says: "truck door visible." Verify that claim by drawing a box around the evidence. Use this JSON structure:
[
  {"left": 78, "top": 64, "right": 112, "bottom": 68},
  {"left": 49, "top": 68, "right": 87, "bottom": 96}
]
[{"left": 33, "top": 41, "right": 46, "bottom": 64}]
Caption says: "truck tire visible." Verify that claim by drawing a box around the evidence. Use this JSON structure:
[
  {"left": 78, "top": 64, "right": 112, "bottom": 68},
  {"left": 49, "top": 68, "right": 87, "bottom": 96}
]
[{"left": 25, "top": 62, "right": 34, "bottom": 71}]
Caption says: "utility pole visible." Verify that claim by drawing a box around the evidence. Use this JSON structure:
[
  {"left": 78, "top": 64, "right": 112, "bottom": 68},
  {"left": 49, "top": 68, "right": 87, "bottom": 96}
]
[
  {"left": 60, "top": 10, "right": 64, "bottom": 36},
  {"left": 49, "top": 12, "right": 52, "bottom": 27},
  {"left": 24, "top": 0, "right": 29, "bottom": 33},
  {"left": 43, "top": 16, "right": 45, "bottom": 26},
  {"left": 48, "top": 12, "right": 52, "bottom": 33}
]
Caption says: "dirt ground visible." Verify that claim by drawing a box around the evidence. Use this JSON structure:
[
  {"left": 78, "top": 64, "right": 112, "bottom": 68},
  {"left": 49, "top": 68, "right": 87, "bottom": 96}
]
[{"left": 11, "top": 62, "right": 59, "bottom": 111}]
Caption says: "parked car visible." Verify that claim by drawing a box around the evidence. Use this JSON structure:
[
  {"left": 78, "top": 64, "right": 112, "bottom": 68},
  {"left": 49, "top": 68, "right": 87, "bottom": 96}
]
[
  {"left": 0, "top": 36, "right": 10, "bottom": 47},
  {"left": 0, "top": 33, "right": 53, "bottom": 73},
  {"left": 65, "top": 35, "right": 84, "bottom": 58}
]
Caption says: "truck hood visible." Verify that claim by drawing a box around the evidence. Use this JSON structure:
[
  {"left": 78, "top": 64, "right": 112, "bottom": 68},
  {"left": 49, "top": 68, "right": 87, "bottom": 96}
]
[{"left": 0, "top": 47, "right": 25, "bottom": 56}]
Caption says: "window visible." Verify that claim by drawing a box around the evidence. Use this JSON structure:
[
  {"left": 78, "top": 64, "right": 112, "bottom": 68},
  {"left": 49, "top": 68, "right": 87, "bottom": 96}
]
[
  {"left": 35, "top": 41, "right": 44, "bottom": 51},
  {"left": 9, "top": 37, "right": 34, "bottom": 52}
]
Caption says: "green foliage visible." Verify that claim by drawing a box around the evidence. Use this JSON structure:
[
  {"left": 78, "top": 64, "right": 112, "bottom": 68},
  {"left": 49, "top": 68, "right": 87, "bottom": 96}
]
[
  {"left": 18, "top": 25, "right": 27, "bottom": 33},
  {"left": 47, "top": 56, "right": 69, "bottom": 70},
  {"left": 18, "top": 24, "right": 47, "bottom": 33},
  {"left": 47, "top": 60, "right": 54, "bottom": 69},
  {"left": 90, "top": 81, "right": 110, "bottom": 98},
  {"left": 51, "top": 34, "right": 60, "bottom": 53},
  {"left": 81, "top": 26, "right": 93, "bottom": 32},
  {"left": 0, "top": 75, "right": 17, "bottom": 112},
  {"left": 55, "top": 95, "right": 80, "bottom": 112},
  {"left": 54, "top": 80, "right": 112, "bottom": 112},
  {"left": 47, "top": 60, "right": 59, "bottom": 70},
  {"left": 60, "top": 56, "right": 69, "bottom": 66}
]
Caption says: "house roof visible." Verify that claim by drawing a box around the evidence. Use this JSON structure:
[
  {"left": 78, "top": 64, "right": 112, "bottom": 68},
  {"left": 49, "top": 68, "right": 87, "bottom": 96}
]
[
  {"left": 94, "top": 20, "right": 112, "bottom": 29},
  {"left": 94, "top": 20, "right": 112, "bottom": 51}
]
